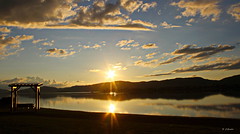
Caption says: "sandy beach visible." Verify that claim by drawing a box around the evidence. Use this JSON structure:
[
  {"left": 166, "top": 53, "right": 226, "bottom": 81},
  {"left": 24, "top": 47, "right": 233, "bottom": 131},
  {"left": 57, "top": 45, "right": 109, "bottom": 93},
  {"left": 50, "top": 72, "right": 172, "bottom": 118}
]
[{"left": 0, "top": 108, "right": 239, "bottom": 134}]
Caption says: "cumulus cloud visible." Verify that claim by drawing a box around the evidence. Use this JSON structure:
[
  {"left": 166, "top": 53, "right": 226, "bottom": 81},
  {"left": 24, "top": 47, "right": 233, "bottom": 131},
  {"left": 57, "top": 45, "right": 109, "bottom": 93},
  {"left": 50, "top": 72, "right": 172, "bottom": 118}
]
[
  {"left": 42, "top": 42, "right": 54, "bottom": 46},
  {"left": 175, "top": 15, "right": 182, "bottom": 19},
  {"left": 111, "top": 62, "right": 127, "bottom": 71},
  {"left": 89, "top": 69, "right": 101, "bottom": 72},
  {"left": 172, "top": 44, "right": 235, "bottom": 60},
  {"left": 227, "top": 2, "right": 240, "bottom": 22},
  {"left": 72, "top": 1, "right": 125, "bottom": 26},
  {"left": 120, "top": 0, "right": 143, "bottom": 13},
  {"left": 116, "top": 40, "right": 135, "bottom": 47},
  {"left": 0, "top": 34, "right": 33, "bottom": 59},
  {"left": 121, "top": 47, "right": 131, "bottom": 50},
  {"left": 136, "top": 43, "right": 236, "bottom": 69},
  {"left": 131, "top": 56, "right": 142, "bottom": 59},
  {"left": 116, "top": 39, "right": 140, "bottom": 50},
  {"left": 0, "top": 76, "right": 79, "bottom": 88},
  {"left": 132, "top": 20, "right": 157, "bottom": 28},
  {"left": 0, "top": 0, "right": 157, "bottom": 31},
  {"left": 0, "top": 27, "right": 11, "bottom": 33},
  {"left": 146, "top": 52, "right": 157, "bottom": 59},
  {"left": 140, "top": 2, "right": 157, "bottom": 12},
  {"left": 32, "top": 38, "right": 48, "bottom": 44},
  {"left": 92, "top": 44, "right": 101, "bottom": 49},
  {"left": 82, "top": 44, "right": 102, "bottom": 49},
  {"left": 145, "top": 59, "right": 240, "bottom": 77},
  {"left": 70, "top": 0, "right": 157, "bottom": 30},
  {"left": 141, "top": 43, "right": 158, "bottom": 49},
  {"left": 160, "top": 21, "right": 182, "bottom": 29},
  {"left": 45, "top": 48, "right": 75, "bottom": 57},
  {"left": 134, "top": 59, "right": 159, "bottom": 68},
  {"left": 171, "top": 0, "right": 221, "bottom": 21},
  {"left": 158, "top": 55, "right": 186, "bottom": 66},
  {"left": 0, "top": 0, "right": 76, "bottom": 27}
]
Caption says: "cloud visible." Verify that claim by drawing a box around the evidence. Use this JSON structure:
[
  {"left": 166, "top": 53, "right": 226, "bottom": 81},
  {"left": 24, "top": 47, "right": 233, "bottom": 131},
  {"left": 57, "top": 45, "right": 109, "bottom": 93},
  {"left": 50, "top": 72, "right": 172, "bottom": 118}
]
[
  {"left": 175, "top": 15, "right": 182, "bottom": 19},
  {"left": 174, "top": 59, "right": 240, "bottom": 73},
  {"left": 172, "top": 44, "right": 235, "bottom": 60},
  {"left": 158, "top": 55, "right": 186, "bottom": 66},
  {"left": 112, "top": 63, "right": 128, "bottom": 71},
  {"left": 72, "top": 1, "right": 126, "bottom": 26},
  {"left": 121, "top": 47, "right": 131, "bottom": 50},
  {"left": 171, "top": 0, "right": 221, "bottom": 21},
  {"left": 160, "top": 21, "right": 182, "bottom": 29},
  {"left": 131, "top": 56, "right": 141, "bottom": 59},
  {"left": 42, "top": 42, "right": 54, "bottom": 46},
  {"left": 146, "top": 52, "right": 157, "bottom": 59},
  {"left": 45, "top": 48, "right": 75, "bottom": 57},
  {"left": 32, "top": 38, "right": 48, "bottom": 44},
  {"left": 82, "top": 44, "right": 102, "bottom": 49},
  {"left": 0, "top": 27, "right": 11, "bottom": 33},
  {"left": 92, "top": 44, "right": 101, "bottom": 49},
  {"left": 227, "top": 2, "right": 240, "bottom": 22},
  {"left": 132, "top": 20, "right": 157, "bottom": 28},
  {"left": 0, "top": 76, "right": 79, "bottom": 88},
  {"left": 134, "top": 59, "right": 159, "bottom": 68},
  {"left": 187, "top": 18, "right": 195, "bottom": 23},
  {"left": 145, "top": 59, "right": 240, "bottom": 77},
  {"left": 153, "top": 44, "right": 235, "bottom": 66},
  {"left": 141, "top": 43, "right": 158, "bottom": 49},
  {"left": 0, "top": 34, "right": 33, "bottom": 59},
  {"left": 116, "top": 40, "right": 135, "bottom": 47},
  {"left": 70, "top": 0, "right": 157, "bottom": 31},
  {"left": 17, "top": 35, "right": 34, "bottom": 40},
  {"left": 120, "top": 0, "right": 143, "bottom": 13},
  {"left": 0, "top": 0, "right": 156, "bottom": 31},
  {"left": 89, "top": 69, "right": 101, "bottom": 73},
  {"left": 136, "top": 43, "right": 236, "bottom": 69},
  {"left": 140, "top": 2, "right": 157, "bottom": 12},
  {"left": 116, "top": 39, "right": 140, "bottom": 50},
  {"left": 0, "top": 0, "right": 76, "bottom": 27}
]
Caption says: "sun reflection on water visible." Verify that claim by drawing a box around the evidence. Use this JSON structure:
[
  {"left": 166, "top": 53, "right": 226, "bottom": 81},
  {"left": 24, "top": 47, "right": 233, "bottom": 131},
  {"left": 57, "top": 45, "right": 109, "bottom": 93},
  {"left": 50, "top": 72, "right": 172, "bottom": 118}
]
[{"left": 109, "top": 103, "right": 116, "bottom": 113}]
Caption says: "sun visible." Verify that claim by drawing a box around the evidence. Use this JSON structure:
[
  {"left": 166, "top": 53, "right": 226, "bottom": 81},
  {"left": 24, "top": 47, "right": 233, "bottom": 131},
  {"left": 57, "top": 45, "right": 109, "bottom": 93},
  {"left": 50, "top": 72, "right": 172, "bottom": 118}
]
[{"left": 107, "top": 70, "right": 115, "bottom": 79}]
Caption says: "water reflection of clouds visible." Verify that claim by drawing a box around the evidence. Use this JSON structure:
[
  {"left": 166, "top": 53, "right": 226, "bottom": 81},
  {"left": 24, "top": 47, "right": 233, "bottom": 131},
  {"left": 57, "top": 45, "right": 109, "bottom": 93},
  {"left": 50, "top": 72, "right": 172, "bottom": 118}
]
[
  {"left": 144, "top": 102, "right": 240, "bottom": 112},
  {"left": 19, "top": 94, "right": 240, "bottom": 118},
  {"left": 176, "top": 103, "right": 240, "bottom": 112}
]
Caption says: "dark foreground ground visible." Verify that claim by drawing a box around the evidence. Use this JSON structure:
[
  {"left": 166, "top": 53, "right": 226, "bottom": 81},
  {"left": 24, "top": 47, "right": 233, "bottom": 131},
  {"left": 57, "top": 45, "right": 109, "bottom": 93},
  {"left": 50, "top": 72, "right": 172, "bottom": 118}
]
[{"left": 0, "top": 108, "right": 239, "bottom": 134}]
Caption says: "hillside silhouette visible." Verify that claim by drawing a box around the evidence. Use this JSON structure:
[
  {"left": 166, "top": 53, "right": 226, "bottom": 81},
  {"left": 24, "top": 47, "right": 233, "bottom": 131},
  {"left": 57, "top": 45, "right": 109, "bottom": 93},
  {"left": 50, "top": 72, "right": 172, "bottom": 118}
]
[{"left": 10, "top": 74, "right": 239, "bottom": 100}]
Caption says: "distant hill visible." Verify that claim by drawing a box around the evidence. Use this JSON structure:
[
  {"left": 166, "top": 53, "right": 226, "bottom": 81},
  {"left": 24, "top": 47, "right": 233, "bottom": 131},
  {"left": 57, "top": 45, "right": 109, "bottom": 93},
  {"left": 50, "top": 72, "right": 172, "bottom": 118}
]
[
  {"left": 0, "top": 89, "right": 9, "bottom": 93},
  {"left": 16, "top": 74, "right": 240, "bottom": 99}
]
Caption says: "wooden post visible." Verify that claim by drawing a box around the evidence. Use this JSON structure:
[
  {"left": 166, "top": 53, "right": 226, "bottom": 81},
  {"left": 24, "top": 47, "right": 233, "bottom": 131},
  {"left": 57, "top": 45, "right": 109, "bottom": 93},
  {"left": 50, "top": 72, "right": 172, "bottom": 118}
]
[
  {"left": 11, "top": 87, "right": 14, "bottom": 112},
  {"left": 35, "top": 86, "right": 38, "bottom": 111},
  {"left": 10, "top": 86, "right": 18, "bottom": 112},
  {"left": 14, "top": 88, "right": 17, "bottom": 111},
  {"left": 37, "top": 86, "right": 40, "bottom": 110}
]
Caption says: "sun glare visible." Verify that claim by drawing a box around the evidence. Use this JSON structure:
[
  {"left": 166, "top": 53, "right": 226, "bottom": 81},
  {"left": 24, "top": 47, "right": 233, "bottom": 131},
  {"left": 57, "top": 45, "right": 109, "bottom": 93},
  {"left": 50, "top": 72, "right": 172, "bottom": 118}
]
[
  {"left": 109, "top": 104, "right": 116, "bottom": 113},
  {"left": 107, "top": 70, "right": 115, "bottom": 79}
]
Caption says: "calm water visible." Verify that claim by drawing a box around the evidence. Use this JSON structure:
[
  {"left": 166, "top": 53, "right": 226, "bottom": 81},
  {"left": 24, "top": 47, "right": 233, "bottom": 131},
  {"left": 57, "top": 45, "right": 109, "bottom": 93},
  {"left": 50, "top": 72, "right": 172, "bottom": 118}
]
[{"left": 8, "top": 93, "right": 239, "bottom": 119}]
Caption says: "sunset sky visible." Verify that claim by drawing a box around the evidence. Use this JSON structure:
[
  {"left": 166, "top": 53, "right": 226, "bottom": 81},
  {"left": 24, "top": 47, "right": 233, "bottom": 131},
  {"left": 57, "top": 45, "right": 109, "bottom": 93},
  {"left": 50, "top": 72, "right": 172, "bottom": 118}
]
[{"left": 0, "top": 0, "right": 240, "bottom": 88}]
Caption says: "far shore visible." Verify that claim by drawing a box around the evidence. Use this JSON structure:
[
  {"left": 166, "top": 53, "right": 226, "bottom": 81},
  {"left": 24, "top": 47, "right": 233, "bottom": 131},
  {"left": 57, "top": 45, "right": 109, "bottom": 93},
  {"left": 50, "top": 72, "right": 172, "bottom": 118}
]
[{"left": 0, "top": 108, "right": 239, "bottom": 134}]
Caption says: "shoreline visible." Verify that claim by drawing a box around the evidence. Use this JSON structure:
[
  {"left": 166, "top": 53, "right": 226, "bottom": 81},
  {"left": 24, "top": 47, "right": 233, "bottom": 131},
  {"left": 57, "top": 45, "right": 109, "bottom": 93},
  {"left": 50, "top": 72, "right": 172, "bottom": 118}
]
[{"left": 0, "top": 108, "right": 240, "bottom": 134}]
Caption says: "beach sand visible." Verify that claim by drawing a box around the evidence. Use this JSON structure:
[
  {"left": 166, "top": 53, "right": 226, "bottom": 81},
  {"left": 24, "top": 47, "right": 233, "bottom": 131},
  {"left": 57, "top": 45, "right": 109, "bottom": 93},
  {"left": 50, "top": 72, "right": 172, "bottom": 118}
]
[{"left": 0, "top": 108, "right": 239, "bottom": 134}]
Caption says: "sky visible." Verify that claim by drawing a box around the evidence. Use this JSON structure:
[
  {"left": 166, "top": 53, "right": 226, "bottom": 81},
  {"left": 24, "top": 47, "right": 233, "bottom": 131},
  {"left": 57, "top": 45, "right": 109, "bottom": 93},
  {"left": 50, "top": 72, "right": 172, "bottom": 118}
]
[{"left": 0, "top": 0, "right": 240, "bottom": 88}]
